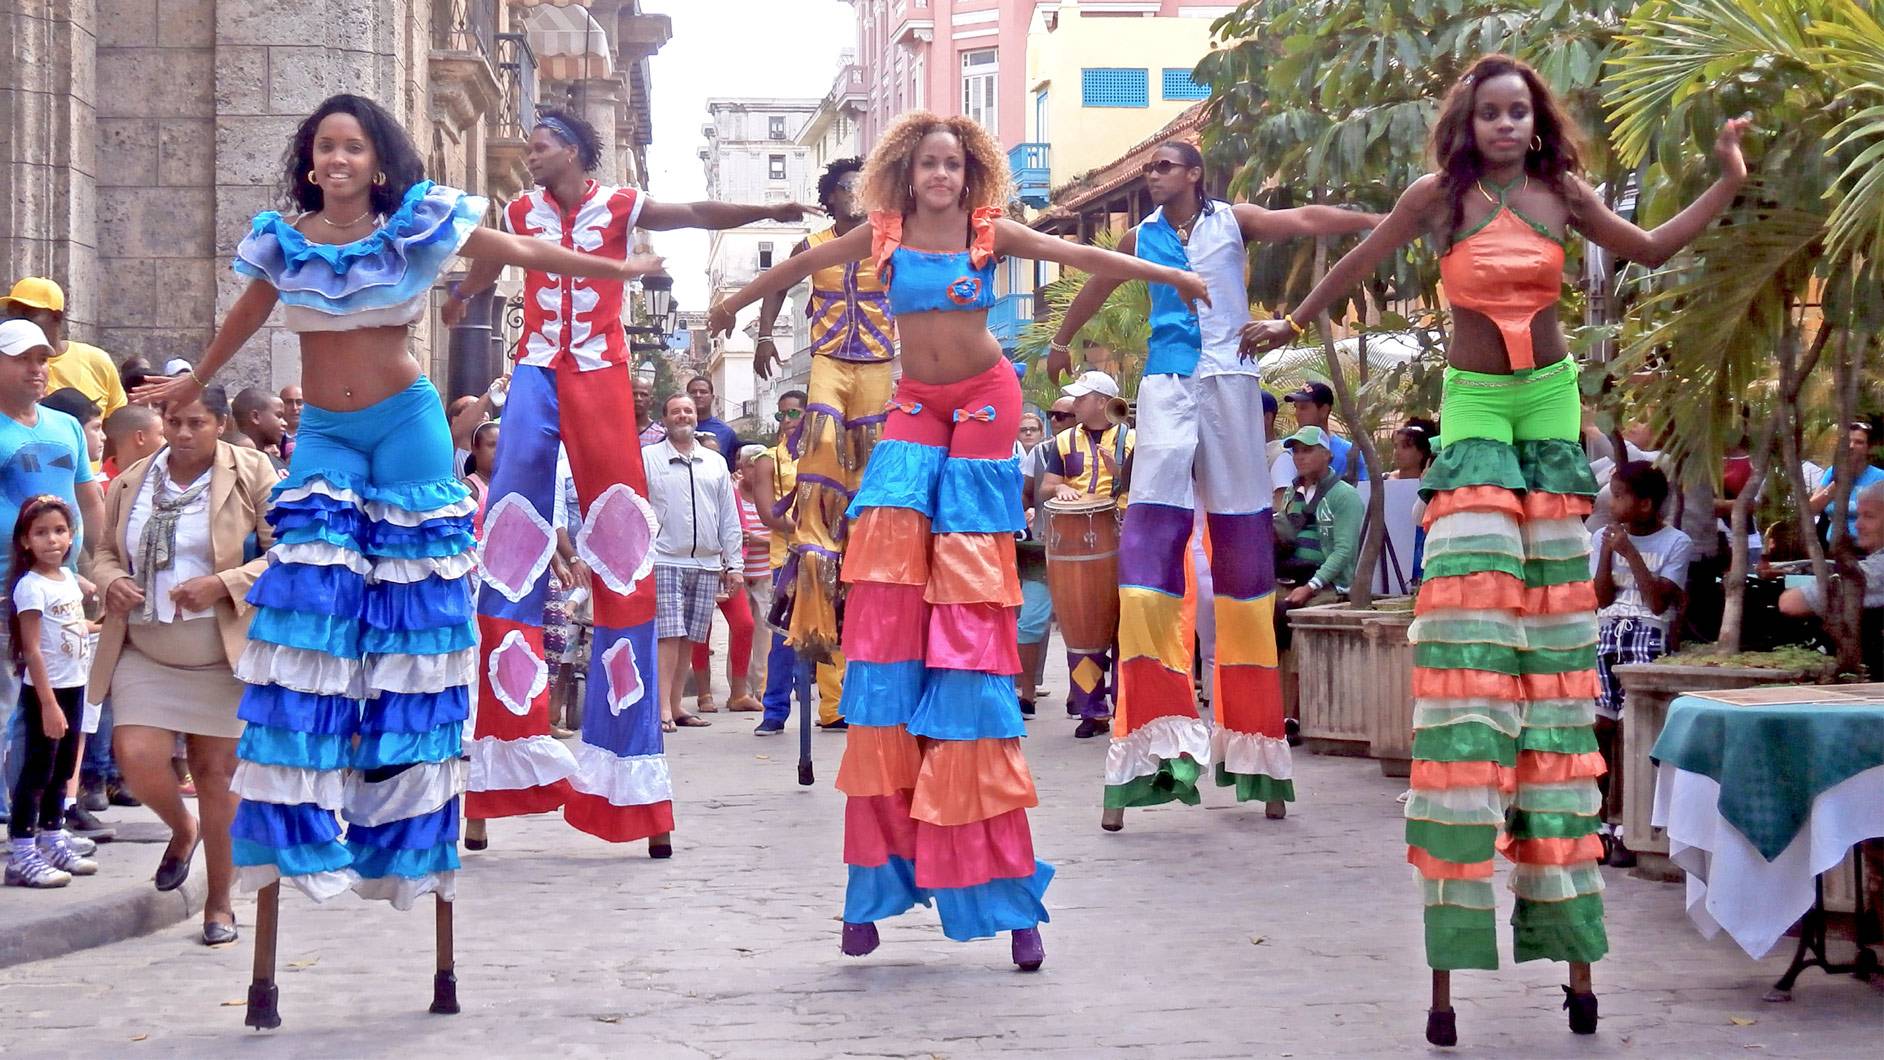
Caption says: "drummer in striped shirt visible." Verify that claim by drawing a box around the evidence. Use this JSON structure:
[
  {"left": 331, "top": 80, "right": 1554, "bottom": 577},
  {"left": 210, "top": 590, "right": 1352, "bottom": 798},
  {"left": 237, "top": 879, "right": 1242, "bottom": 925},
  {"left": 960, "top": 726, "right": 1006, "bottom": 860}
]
[{"left": 1040, "top": 371, "right": 1135, "bottom": 738}]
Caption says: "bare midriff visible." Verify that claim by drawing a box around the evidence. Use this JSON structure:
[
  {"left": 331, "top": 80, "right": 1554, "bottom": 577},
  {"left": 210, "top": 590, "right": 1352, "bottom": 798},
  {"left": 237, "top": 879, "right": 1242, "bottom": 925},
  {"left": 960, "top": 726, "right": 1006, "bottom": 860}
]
[
  {"left": 297, "top": 326, "right": 420, "bottom": 410},
  {"left": 1446, "top": 304, "right": 1571, "bottom": 375},
  {"left": 893, "top": 310, "right": 1005, "bottom": 386}
]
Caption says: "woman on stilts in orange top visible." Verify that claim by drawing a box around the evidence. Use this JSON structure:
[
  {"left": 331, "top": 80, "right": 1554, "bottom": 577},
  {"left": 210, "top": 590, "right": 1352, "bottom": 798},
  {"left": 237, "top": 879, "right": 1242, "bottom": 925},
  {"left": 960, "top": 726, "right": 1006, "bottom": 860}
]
[
  {"left": 709, "top": 111, "right": 1207, "bottom": 970},
  {"left": 1245, "top": 55, "right": 1749, "bottom": 1047}
]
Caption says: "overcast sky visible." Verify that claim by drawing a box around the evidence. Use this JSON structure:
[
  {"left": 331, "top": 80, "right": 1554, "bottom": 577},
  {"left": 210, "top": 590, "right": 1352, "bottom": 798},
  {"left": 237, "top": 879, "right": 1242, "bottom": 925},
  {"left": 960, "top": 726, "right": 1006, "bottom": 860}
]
[{"left": 643, "top": 0, "right": 857, "bottom": 310}]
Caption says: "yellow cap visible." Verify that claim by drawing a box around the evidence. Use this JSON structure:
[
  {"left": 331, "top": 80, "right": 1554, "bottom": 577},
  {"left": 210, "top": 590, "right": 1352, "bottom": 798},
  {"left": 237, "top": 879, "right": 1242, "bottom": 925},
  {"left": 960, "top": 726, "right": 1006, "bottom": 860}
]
[{"left": 3, "top": 277, "right": 65, "bottom": 314}]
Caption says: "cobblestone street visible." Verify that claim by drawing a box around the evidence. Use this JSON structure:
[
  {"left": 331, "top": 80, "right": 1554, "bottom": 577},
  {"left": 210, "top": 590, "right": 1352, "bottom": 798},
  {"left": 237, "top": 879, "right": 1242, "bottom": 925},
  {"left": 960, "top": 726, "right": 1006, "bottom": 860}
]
[{"left": 2, "top": 647, "right": 1878, "bottom": 1058}]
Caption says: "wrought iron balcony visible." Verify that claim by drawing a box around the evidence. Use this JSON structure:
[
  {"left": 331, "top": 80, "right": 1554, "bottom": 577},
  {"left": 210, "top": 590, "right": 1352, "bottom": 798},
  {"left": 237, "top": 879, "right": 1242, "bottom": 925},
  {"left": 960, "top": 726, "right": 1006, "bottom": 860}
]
[
  {"left": 433, "top": 0, "right": 497, "bottom": 56},
  {"left": 1009, "top": 142, "right": 1050, "bottom": 207}
]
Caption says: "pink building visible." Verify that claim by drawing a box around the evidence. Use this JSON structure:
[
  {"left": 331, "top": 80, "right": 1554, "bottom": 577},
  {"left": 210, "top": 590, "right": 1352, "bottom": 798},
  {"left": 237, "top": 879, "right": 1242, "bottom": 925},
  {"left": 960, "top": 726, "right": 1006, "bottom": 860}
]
[{"left": 847, "top": 1, "right": 1218, "bottom": 152}]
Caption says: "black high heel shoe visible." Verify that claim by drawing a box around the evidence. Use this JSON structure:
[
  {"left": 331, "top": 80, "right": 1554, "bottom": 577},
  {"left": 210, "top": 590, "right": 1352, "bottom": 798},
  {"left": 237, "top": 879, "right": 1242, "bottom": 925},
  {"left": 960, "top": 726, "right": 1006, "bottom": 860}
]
[
  {"left": 1563, "top": 985, "right": 1598, "bottom": 1034},
  {"left": 1425, "top": 1007, "right": 1458, "bottom": 1047}
]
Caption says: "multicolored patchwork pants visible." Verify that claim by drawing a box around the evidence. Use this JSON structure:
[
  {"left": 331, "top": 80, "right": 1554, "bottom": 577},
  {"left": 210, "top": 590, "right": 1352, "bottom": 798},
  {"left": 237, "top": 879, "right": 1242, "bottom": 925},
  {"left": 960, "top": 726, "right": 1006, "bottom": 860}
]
[
  {"left": 1407, "top": 359, "right": 1607, "bottom": 970},
  {"left": 467, "top": 361, "right": 669, "bottom": 843},
  {"left": 835, "top": 359, "right": 1053, "bottom": 941},
  {"left": 782, "top": 355, "right": 895, "bottom": 657},
  {"left": 231, "top": 377, "right": 472, "bottom": 909},
  {"left": 1107, "top": 372, "right": 1290, "bottom": 808}
]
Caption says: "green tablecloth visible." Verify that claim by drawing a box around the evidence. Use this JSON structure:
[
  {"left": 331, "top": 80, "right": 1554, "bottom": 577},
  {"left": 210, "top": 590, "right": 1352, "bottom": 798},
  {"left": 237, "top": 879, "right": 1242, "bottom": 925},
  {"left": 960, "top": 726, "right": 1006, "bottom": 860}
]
[{"left": 1651, "top": 695, "right": 1884, "bottom": 860}]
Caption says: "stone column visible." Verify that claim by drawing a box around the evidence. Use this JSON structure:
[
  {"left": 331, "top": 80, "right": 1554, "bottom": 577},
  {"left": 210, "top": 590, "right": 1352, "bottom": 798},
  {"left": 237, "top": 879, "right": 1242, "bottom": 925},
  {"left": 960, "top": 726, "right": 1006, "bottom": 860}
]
[
  {"left": 212, "top": 0, "right": 410, "bottom": 390},
  {"left": 1, "top": 0, "right": 100, "bottom": 340}
]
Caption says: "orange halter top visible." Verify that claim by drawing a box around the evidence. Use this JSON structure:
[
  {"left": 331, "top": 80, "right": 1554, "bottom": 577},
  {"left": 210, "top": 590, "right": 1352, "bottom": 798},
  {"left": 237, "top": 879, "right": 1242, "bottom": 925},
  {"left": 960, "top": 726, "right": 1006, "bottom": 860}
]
[{"left": 1437, "top": 177, "right": 1565, "bottom": 371}]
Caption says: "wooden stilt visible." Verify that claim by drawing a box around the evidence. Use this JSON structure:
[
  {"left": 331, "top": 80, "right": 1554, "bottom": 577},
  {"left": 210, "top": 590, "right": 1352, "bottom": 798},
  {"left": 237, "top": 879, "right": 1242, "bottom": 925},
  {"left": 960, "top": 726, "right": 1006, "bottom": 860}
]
[
  {"left": 1100, "top": 806, "right": 1124, "bottom": 832},
  {"left": 1426, "top": 969, "right": 1457, "bottom": 1047},
  {"left": 430, "top": 895, "right": 460, "bottom": 1014},
  {"left": 1264, "top": 800, "right": 1287, "bottom": 820},
  {"left": 648, "top": 831, "right": 673, "bottom": 859},
  {"left": 1564, "top": 961, "right": 1598, "bottom": 1033},
  {"left": 244, "top": 881, "right": 282, "bottom": 1030},
  {"left": 795, "top": 650, "right": 815, "bottom": 787},
  {"left": 1569, "top": 961, "right": 1592, "bottom": 993}
]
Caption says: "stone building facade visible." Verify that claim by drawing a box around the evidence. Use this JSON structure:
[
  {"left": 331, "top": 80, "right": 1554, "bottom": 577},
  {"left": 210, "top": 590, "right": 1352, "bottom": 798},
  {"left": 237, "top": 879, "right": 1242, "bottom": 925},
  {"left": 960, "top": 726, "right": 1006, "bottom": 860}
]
[{"left": 1, "top": 0, "right": 669, "bottom": 397}]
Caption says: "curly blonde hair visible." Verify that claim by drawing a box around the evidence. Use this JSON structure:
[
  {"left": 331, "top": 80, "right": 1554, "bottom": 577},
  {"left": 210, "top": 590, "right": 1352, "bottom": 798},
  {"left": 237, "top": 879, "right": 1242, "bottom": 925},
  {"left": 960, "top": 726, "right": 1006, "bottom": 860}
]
[{"left": 859, "top": 111, "right": 1011, "bottom": 216}]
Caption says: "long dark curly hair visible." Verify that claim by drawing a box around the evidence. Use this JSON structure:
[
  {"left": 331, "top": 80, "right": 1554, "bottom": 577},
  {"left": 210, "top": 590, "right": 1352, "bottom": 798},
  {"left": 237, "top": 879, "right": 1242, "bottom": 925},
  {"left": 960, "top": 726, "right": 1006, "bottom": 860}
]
[
  {"left": 1428, "top": 55, "right": 1584, "bottom": 247},
  {"left": 280, "top": 94, "right": 427, "bottom": 216}
]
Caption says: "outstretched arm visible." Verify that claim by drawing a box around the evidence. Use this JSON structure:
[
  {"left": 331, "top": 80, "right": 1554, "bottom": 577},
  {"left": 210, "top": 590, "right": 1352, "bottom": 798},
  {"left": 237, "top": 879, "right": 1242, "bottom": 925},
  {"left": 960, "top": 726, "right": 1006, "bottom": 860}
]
[
  {"left": 1234, "top": 202, "right": 1383, "bottom": 242},
  {"left": 460, "top": 227, "right": 662, "bottom": 281},
  {"left": 1046, "top": 229, "right": 1134, "bottom": 384},
  {"left": 1568, "top": 117, "right": 1749, "bottom": 267},
  {"left": 754, "top": 240, "right": 810, "bottom": 380},
  {"left": 1241, "top": 175, "right": 1442, "bottom": 355},
  {"left": 639, "top": 198, "right": 822, "bottom": 232},
  {"left": 442, "top": 257, "right": 505, "bottom": 327},
  {"left": 994, "top": 220, "right": 1210, "bottom": 311},
  {"left": 134, "top": 278, "right": 280, "bottom": 406},
  {"left": 708, "top": 224, "right": 873, "bottom": 336}
]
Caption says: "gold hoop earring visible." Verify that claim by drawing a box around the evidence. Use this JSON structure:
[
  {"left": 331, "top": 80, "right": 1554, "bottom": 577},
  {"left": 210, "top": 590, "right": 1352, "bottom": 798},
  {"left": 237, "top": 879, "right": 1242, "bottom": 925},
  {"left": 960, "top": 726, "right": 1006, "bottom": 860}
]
[
  {"left": 373, "top": 172, "right": 387, "bottom": 186},
  {"left": 307, "top": 169, "right": 318, "bottom": 185},
  {"left": 1530, "top": 135, "right": 1543, "bottom": 152}
]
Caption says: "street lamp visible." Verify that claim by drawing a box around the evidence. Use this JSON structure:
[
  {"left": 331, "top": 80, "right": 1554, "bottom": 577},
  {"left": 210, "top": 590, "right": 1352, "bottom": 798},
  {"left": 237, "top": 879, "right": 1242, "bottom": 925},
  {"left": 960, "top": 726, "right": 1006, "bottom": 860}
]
[{"left": 641, "top": 272, "right": 674, "bottom": 331}]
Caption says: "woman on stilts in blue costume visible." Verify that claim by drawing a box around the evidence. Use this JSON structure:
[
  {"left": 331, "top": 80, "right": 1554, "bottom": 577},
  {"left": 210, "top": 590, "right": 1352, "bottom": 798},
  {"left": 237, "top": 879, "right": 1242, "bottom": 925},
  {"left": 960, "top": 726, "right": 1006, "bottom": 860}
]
[{"left": 137, "top": 93, "right": 661, "bottom": 1029}]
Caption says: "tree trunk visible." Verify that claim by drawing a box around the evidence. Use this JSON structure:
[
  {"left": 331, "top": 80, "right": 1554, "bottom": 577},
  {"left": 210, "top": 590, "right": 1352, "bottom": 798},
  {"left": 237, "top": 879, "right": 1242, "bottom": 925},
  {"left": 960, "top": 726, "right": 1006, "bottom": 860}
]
[
  {"left": 1826, "top": 330, "right": 1867, "bottom": 674},
  {"left": 1718, "top": 414, "right": 1778, "bottom": 653},
  {"left": 1310, "top": 240, "right": 1387, "bottom": 610}
]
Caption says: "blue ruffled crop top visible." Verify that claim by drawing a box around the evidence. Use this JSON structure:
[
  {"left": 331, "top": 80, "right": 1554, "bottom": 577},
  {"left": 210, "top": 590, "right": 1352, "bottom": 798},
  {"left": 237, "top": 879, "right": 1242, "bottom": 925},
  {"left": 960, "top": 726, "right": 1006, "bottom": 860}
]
[
  {"left": 234, "top": 181, "right": 487, "bottom": 333},
  {"left": 871, "top": 207, "right": 1000, "bottom": 315}
]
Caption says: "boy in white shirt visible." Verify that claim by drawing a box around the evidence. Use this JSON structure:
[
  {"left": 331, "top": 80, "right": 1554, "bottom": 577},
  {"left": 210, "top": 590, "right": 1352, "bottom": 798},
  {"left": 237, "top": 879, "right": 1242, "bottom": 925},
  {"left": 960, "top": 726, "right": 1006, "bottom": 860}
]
[{"left": 1590, "top": 461, "right": 1692, "bottom": 867}]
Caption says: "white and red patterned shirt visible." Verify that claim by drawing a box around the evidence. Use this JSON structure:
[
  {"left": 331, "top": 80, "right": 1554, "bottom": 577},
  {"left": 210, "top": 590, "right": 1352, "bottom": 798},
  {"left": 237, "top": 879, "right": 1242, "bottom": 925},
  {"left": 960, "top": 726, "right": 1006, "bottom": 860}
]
[{"left": 502, "top": 180, "right": 644, "bottom": 372}]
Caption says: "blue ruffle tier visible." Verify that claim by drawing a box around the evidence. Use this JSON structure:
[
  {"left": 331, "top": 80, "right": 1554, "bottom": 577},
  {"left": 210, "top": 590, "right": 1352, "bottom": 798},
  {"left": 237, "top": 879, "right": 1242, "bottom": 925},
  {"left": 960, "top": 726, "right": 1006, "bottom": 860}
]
[
  {"left": 849, "top": 439, "right": 947, "bottom": 518},
  {"left": 933, "top": 456, "right": 1026, "bottom": 534},
  {"left": 363, "top": 575, "right": 474, "bottom": 632},
  {"left": 932, "top": 860, "right": 1054, "bottom": 942},
  {"left": 235, "top": 181, "right": 486, "bottom": 315},
  {"left": 232, "top": 837, "right": 353, "bottom": 879},
  {"left": 353, "top": 721, "right": 464, "bottom": 770},
  {"left": 237, "top": 724, "right": 352, "bottom": 771},
  {"left": 844, "top": 857, "right": 933, "bottom": 923},
  {"left": 839, "top": 659, "right": 925, "bottom": 728},
  {"left": 908, "top": 669, "right": 1026, "bottom": 741}
]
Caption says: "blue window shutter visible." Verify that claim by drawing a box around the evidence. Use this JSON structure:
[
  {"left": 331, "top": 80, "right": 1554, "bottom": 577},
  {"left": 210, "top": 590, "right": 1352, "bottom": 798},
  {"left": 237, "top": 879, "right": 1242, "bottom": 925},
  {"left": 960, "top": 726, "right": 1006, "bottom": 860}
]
[
  {"left": 1162, "top": 68, "right": 1209, "bottom": 101},
  {"left": 1081, "top": 68, "right": 1149, "bottom": 108}
]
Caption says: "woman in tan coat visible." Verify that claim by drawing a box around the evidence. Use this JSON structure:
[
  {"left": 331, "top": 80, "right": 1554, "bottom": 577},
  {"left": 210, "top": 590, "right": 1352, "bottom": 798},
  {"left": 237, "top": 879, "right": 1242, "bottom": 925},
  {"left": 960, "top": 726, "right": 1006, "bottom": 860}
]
[{"left": 89, "top": 386, "right": 279, "bottom": 945}]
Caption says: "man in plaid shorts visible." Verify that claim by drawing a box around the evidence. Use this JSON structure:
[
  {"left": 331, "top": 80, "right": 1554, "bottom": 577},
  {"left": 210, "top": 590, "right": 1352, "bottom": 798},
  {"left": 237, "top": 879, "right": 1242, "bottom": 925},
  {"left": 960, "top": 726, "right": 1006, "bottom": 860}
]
[
  {"left": 643, "top": 394, "right": 744, "bottom": 731},
  {"left": 1591, "top": 461, "right": 1692, "bottom": 867}
]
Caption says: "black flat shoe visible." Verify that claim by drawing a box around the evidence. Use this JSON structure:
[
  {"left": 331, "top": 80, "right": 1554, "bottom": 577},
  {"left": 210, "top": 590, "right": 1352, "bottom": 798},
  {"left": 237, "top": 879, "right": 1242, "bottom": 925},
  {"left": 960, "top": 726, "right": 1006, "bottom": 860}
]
[
  {"left": 1426, "top": 1007, "right": 1458, "bottom": 1047},
  {"left": 1563, "top": 986, "right": 1598, "bottom": 1035},
  {"left": 154, "top": 839, "right": 198, "bottom": 892},
  {"left": 202, "top": 920, "right": 239, "bottom": 946}
]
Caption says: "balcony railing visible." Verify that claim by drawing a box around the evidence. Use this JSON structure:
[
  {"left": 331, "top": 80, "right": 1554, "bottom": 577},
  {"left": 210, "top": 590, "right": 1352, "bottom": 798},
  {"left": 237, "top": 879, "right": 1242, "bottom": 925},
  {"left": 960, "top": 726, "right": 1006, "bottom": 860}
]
[
  {"left": 433, "top": 0, "right": 498, "bottom": 57},
  {"left": 492, "top": 32, "right": 537, "bottom": 141},
  {"left": 1009, "top": 142, "right": 1051, "bottom": 207},
  {"left": 988, "top": 292, "right": 1035, "bottom": 351}
]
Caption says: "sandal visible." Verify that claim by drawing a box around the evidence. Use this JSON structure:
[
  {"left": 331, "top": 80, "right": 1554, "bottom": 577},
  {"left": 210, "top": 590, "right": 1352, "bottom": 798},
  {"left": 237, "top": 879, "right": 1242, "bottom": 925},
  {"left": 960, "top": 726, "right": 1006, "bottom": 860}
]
[
  {"left": 695, "top": 693, "right": 719, "bottom": 714},
  {"left": 726, "top": 694, "right": 762, "bottom": 712},
  {"left": 661, "top": 719, "right": 678, "bottom": 733},
  {"left": 674, "top": 713, "right": 712, "bottom": 728}
]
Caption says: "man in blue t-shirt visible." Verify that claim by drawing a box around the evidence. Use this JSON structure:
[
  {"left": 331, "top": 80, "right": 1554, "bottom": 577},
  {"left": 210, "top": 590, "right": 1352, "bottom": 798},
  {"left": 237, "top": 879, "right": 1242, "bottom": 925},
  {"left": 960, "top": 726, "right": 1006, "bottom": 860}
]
[
  {"left": 0, "top": 319, "right": 105, "bottom": 827},
  {"left": 1283, "top": 381, "right": 1369, "bottom": 481},
  {"left": 686, "top": 374, "right": 740, "bottom": 468},
  {"left": 1808, "top": 422, "right": 1884, "bottom": 542}
]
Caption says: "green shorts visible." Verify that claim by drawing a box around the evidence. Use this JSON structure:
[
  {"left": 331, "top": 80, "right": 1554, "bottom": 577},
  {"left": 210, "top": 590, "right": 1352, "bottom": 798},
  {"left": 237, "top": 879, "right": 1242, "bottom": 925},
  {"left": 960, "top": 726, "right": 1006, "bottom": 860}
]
[{"left": 1438, "top": 357, "right": 1581, "bottom": 447}]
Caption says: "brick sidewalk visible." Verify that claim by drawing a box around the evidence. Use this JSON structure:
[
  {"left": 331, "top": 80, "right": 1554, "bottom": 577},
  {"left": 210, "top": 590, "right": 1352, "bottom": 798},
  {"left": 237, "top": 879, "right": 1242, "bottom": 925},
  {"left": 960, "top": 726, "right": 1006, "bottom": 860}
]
[{"left": 1, "top": 641, "right": 1875, "bottom": 1058}]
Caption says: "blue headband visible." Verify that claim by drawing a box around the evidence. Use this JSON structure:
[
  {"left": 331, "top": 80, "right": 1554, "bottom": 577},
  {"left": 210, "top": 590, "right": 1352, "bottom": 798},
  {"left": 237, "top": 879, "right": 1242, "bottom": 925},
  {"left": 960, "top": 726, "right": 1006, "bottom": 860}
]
[{"left": 537, "top": 115, "right": 582, "bottom": 151}]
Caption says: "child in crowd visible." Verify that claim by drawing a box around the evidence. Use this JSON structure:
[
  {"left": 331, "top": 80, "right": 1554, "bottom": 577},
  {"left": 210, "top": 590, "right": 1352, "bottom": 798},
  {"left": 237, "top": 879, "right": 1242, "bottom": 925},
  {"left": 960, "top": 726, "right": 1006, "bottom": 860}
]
[
  {"left": 1591, "top": 461, "right": 1692, "bottom": 868},
  {"left": 6, "top": 496, "right": 102, "bottom": 888},
  {"left": 40, "top": 388, "right": 104, "bottom": 479}
]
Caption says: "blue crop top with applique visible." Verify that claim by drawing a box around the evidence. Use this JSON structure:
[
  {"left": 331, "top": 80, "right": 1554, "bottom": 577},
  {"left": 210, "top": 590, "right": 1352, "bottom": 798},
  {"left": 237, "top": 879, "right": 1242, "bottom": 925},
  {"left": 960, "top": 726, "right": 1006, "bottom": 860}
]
[
  {"left": 233, "top": 180, "right": 486, "bottom": 333},
  {"left": 871, "top": 207, "right": 1000, "bottom": 315}
]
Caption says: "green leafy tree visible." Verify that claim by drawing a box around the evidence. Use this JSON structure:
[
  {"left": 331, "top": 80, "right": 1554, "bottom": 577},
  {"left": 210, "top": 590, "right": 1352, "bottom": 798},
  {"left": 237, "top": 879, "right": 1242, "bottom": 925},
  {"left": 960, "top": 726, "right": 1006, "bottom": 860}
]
[{"left": 1604, "top": 0, "right": 1884, "bottom": 665}]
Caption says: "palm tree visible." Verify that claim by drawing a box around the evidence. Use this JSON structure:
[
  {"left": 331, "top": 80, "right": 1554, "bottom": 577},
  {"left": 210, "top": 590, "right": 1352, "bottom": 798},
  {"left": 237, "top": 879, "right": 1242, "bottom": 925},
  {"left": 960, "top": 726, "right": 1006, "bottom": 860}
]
[{"left": 1605, "top": 0, "right": 1883, "bottom": 668}]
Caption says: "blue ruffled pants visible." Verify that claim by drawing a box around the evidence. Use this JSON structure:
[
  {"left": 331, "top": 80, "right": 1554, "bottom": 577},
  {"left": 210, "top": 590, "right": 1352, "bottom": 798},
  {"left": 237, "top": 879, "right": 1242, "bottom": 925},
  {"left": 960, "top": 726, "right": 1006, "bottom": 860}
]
[{"left": 231, "top": 377, "right": 474, "bottom": 909}]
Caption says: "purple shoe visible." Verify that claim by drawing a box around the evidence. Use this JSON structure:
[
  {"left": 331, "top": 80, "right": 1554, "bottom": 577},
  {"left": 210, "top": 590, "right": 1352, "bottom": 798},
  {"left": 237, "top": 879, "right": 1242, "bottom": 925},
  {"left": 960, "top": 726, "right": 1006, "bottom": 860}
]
[
  {"left": 1011, "top": 927, "right": 1044, "bottom": 971},
  {"left": 841, "top": 921, "right": 880, "bottom": 957}
]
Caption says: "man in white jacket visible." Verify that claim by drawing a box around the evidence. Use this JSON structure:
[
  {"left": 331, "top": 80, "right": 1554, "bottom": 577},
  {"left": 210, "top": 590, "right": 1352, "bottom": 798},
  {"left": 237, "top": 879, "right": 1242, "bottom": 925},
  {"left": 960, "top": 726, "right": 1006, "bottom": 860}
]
[{"left": 643, "top": 394, "right": 744, "bottom": 729}]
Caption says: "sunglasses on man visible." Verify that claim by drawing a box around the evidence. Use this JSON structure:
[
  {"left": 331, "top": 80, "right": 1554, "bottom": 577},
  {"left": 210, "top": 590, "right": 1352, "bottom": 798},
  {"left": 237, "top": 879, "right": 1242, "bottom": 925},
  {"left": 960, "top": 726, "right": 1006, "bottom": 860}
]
[
  {"left": 1049, "top": 411, "right": 1075, "bottom": 421},
  {"left": 778, "top": 408, "right": 804, "bottom": 421},
  {"left": 1141, "top": 159, "right": 1195, "bottom": 176}
]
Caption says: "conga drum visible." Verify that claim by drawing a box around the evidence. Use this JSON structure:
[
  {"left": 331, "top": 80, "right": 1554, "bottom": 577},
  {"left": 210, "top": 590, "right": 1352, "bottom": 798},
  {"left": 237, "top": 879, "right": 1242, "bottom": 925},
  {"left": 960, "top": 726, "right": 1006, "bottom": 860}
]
[{"left": 1043, "top": 496, "right": 1121, "bottom": 655}]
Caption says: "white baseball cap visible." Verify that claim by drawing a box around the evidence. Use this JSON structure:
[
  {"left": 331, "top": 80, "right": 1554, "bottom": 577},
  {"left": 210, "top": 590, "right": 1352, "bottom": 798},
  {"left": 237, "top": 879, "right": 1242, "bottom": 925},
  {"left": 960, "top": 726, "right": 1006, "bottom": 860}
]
[
  {"left": 162, "top": 357, "right": 195, "bottom": 376},
  {"left": 0, "top": 319, "right": 54, "bottom": 358},
  {"left": 1061, "top": 370, "right": 1121, "bottom": 399}
]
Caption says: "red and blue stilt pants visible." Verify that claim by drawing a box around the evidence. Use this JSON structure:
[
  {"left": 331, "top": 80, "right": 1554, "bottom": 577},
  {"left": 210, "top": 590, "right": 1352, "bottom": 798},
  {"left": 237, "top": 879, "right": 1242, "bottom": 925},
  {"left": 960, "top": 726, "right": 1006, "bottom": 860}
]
[
  {"left": 835, "top": 359, "right": 1052, "bottom": 940},
  {"left": 467, "top": 361, "right": 671, "bottom": 843}
]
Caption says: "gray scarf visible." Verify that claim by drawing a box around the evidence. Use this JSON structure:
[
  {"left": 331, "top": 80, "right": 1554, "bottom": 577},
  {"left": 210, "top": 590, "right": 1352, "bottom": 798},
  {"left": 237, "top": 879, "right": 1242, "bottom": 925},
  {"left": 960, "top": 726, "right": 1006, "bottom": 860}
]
[{"left": 134, "top": 455, "right": 213, "bottom": 623}]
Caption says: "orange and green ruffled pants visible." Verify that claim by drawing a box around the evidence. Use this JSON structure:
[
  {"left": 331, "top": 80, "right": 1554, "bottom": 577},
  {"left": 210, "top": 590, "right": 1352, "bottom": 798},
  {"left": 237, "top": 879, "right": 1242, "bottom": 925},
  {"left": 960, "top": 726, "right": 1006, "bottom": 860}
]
[{"left": 1407, "top": 360, "right": 1607, "bottom": 971}]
